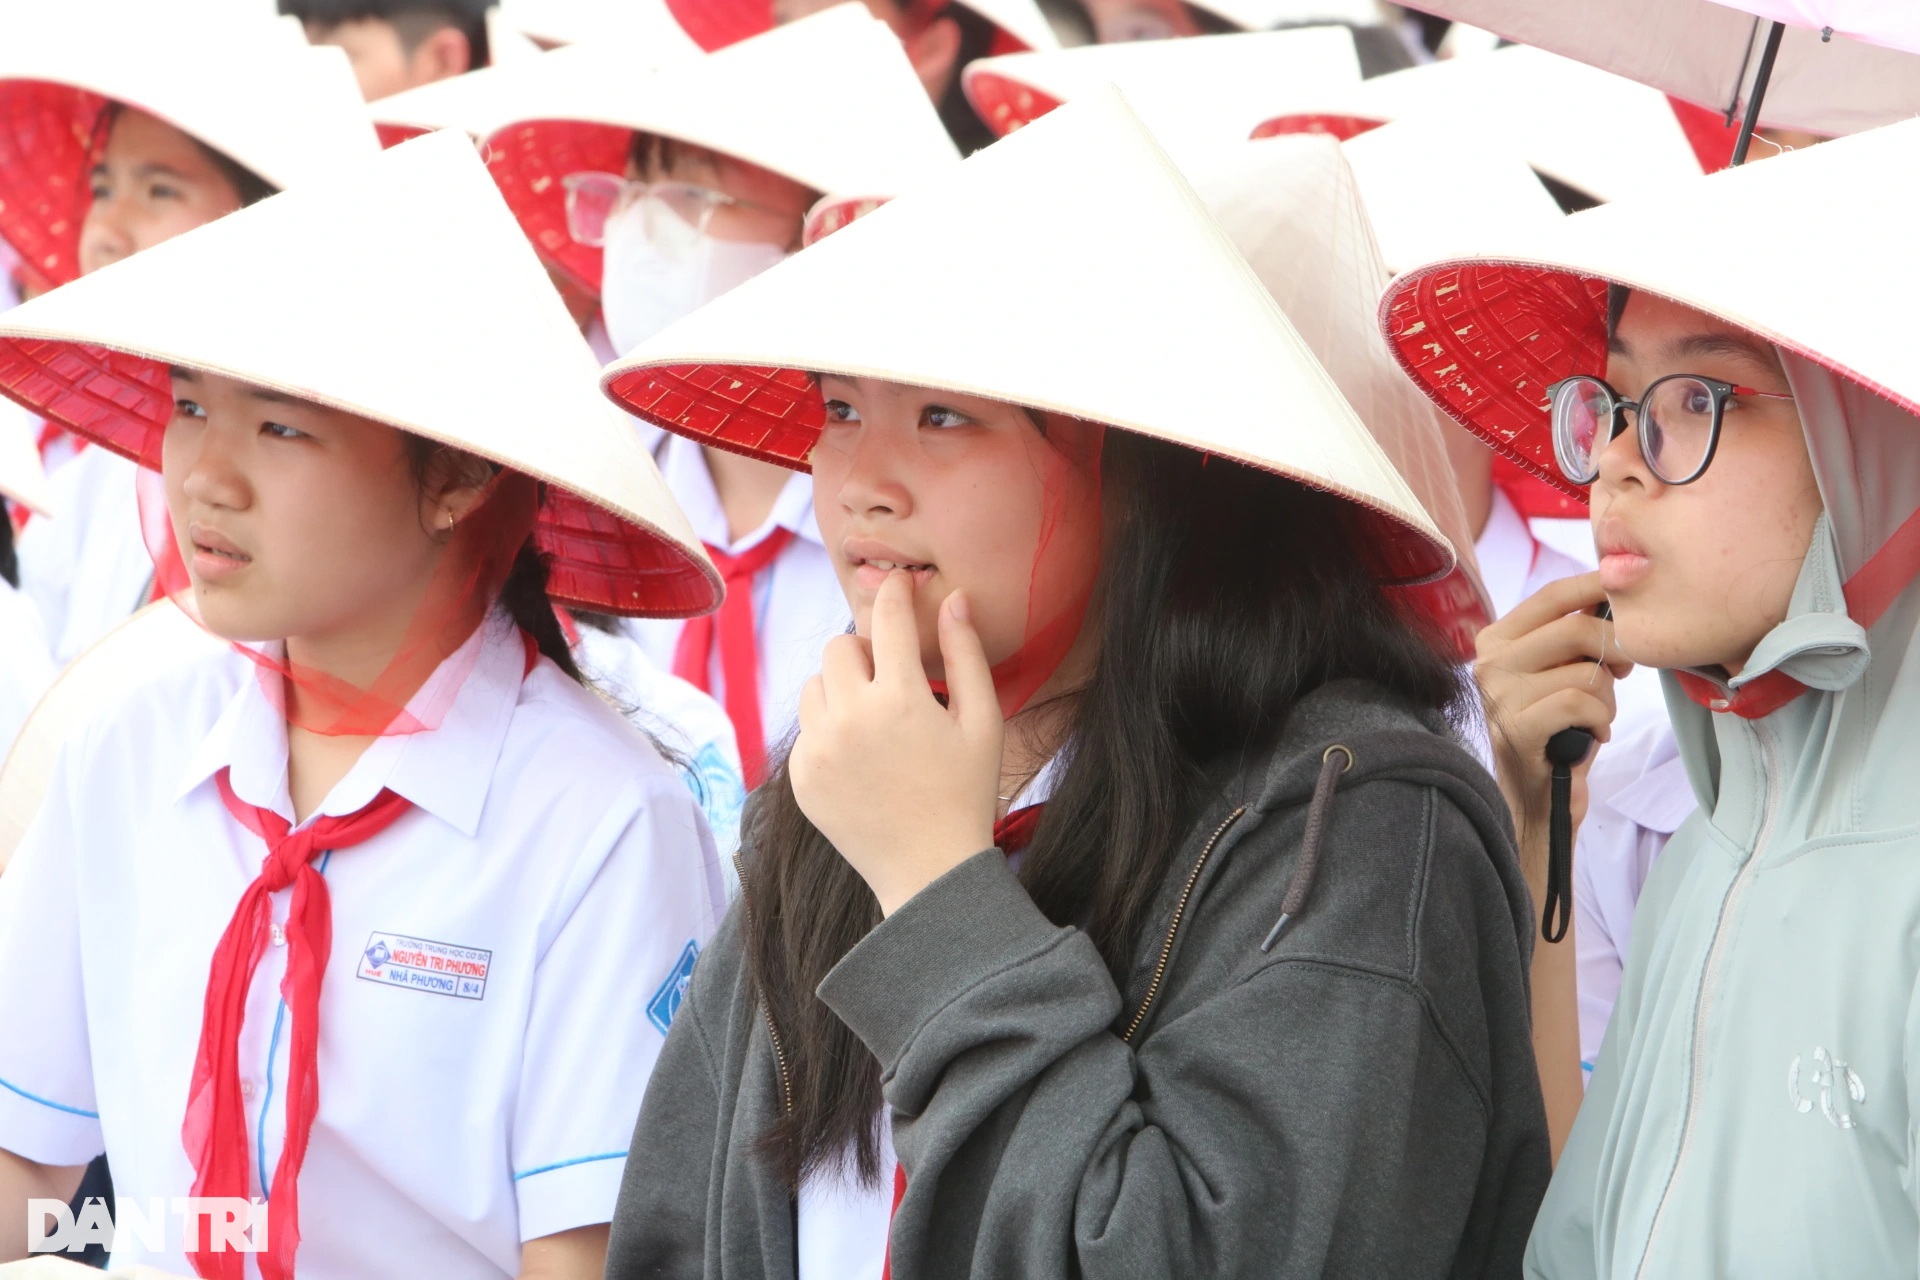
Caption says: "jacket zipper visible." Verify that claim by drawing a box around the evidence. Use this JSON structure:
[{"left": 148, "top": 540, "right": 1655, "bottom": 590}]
[
  {"left": 733, "top": 851, "right": 794, "bottom": 1116},
  {"left": 1121, "top": 806, "right": 1246, "bottom": 1045},
  {"left": 1632, "top": 719, "right": 1779, "bottom": 1277}
]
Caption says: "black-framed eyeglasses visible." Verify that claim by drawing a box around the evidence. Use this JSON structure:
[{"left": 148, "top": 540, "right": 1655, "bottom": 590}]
[{"left": 1547, "top": 374, "right": 1794, "bottom": 487}]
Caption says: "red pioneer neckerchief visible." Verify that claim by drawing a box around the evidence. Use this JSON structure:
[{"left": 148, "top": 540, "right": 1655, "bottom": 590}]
[
  {"left": 880, "top": 802, "right": 1046, "bottom": 1280},
  {"left": 182, "top": 633, "right": 538, "bottom": 1280},
  {"left": 671, "top": 526, "right": 795, "bottom": 787}
]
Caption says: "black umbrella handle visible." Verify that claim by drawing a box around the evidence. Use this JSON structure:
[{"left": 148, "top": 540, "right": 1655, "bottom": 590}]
[{"left": 1541, "top": 727, "right": 1592, "bottom": 943}]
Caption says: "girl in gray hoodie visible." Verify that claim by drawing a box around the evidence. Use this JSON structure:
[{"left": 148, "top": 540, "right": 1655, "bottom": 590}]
[{"left": 597, "top": 93, "right": 1551, "bottom": 1280}]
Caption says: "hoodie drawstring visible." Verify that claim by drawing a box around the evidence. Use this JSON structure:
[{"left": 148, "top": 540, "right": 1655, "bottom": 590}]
[{"left": 1261, "top": 744, "right": 1352, "bottom": 952}]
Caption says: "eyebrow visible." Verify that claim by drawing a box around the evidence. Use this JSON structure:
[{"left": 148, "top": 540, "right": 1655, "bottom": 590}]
[
  {"left": 1666, "top": 331, "right": 1784, "bottom": 375},
  {"left": 94, "top": 162, "right": 195, "bottom": 181}
]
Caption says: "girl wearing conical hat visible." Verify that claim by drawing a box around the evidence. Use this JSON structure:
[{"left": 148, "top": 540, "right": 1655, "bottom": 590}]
[
  {"left": 0, "top": 5, "right": 379, "bottom": 668},
  {"left": 1380, "top": 114, "right": 1920, "bottom": 1276},
  {"left": 597, "top": 91, "right": 1549, "bottom": 1279},
  {"left": 428, "top": 3, "right": 958, "bottom": 788},
  {"left": 0, "top": 132, "right": 725, "bottom": 1280}
]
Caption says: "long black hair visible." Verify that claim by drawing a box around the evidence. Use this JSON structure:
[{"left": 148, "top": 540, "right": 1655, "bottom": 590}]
[{"left": 742, "top": 428, "right": 1464, "bottom": 1189}]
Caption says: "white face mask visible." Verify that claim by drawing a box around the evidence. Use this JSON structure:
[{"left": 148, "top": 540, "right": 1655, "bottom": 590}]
[{"left": 599, "top": 195, "right": 790, "bottom": 356}]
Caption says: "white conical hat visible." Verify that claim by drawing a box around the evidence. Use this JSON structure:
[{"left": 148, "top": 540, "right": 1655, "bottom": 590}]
[
  {"left": 1337, "top": 117, "right": 1563, "bottom": 273},
  {"left": 1184, "top": 132, "right": 1491, "bottom": 650},
  {"left": 0, "top": 129, "right": 720, "bottom": 618},
  {"left": 604, "top": 89, "right": 1452, "bottom": 586},
  {"left": 1381, "top": 113, "right": 1920, "bottom": 505},
  {"left": 1249, "top": 44, "right": 1711, "bottom": 204},
  {"left": 0, "top": 1, "right": 379, "bottom": 288},
  {"left": 1185, "top": 0, "right": 1390, "bottom": 28},
  {"left": 480, "top": 3, "right": 959, "bottom": 298},
  {"left": 369, "top": 36, "right": 701, "bottom": 141},
  {"left": 963, "top": 25, "right": 1361, "bottom": 150}
]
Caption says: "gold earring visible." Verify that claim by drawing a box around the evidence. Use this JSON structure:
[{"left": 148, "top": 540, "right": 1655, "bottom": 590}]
[{"left": 444, "top": 509, "right": 457, "bottom": 531}]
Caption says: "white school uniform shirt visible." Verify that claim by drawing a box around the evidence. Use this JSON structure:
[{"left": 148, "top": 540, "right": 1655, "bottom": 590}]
[
  {"left": 795, "top": 755, "right": 1065, "bottom": 1280},
  {"left": 18, "top": 445, "right": 153, "bottom": 664},
  {"left": 1572, "top": 716, "right": 1691, "bottom": 1083},
  {"left": 573, "top": 620, "right": 748, "bottom": 879},
  {"left": 0, "top": 612, "right": 726, "bottom": 1278},
  {"left": 0, "top": 575, "right": 55, "bottom": 753},
  {"left": 626, "top": 434, "right": 851, "bottom": 754}
]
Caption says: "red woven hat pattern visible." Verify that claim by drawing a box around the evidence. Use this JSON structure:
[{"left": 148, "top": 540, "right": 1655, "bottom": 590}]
[
  {"left": 487, "top": 118, "right": 631, "bottom": 299},
  {"left": 0, "top": 81, "right": 108, "bottom": 291},
  {"left": 1383, "top": 261, "right": 1608, "bottom": 503},
  {"left": 1250, "top": 112, "right": 1382, "bottom": 142},
  {"left": 964, "top": 69, "right": 1064, "bottom": 134},
  {"left": 613, "top": 362, "right": 824, "bottom": 469},
  {"left": 665, "top": 0, "right": 772, "bottom": 50},
  {"left": 0, "top": 339, "right": 714, "bottom": 618}
]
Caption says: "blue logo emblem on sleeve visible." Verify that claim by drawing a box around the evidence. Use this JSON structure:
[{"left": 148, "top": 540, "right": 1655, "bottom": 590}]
[{"left": 648, "top": 940, "right": 701, "bottom": 1035}]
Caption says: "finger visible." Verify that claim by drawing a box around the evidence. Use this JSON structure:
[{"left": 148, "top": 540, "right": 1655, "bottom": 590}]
[
  {"left": 1476, "top": 571, "right": 1608, "bottom": 649},
  {"left": 798, "top": 672, "right": 828, "bottom": 734},
  {"left": 938, "top": 590, "right": 1001, "bottom": 731},
  {"left": 1483, "top": 658, "right": 1620, "bottom": 723},
  {"left": 1484, "top": 666, "right": 1618, "bottom": 755},
  {"left": 1509, "top": 687, "right": 1618, "bottom": 752},
  {"left": 868, "top": 570, "right": 930, "bottom": 689},
  {"left": 1481, "top": 609, "right": 1619, "bottom": 677},
  {"left": 820, "top": 633, "right": 874, "bottom": 696}
]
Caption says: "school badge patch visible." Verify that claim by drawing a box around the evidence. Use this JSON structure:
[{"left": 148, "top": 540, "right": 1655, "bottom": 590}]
[
  {"left": 357, "top": 931, "right": 491, "bottom": 1000},
  {"left": 648, "top": 940, "right": 700, "bottom": 1035}
]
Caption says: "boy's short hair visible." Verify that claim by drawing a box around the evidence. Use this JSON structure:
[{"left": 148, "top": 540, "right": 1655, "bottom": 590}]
[{"left": 276, "top": 0, "right": 494, "bottom": 67}]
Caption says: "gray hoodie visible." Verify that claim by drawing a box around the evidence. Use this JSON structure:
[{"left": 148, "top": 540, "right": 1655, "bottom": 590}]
[{"left": 606, "top": 680, "right": 1551, "bottom": 1279}]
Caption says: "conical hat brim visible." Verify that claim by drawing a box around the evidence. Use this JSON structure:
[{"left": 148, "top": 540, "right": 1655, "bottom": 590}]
[
  {"left": 963, "top": 26, "right": 1361, "bottom": 148},
  {"left": 1337, "top": 118, "right": 1563, "bottom": 273},
  {"left": 1250, "top": 45, "right": 1707, "bottom": 204},
  {"left": 471, "top": 5, "right": 958, "bottom": 299},
  {"left": 1185, "top": 133, "right": 1491, "bottom": 642},
  {"left": 604, "top": 89, "right": 1452, "bottom": 586},
  {"left": 0, "top": 5, "right": 377, "bottom": 287},
  {"left": 1381, "top": 114, "right": 1920, "bottom": 505},
  {"left": 0, "top": 129, "right": 719, "bottom": 617}
]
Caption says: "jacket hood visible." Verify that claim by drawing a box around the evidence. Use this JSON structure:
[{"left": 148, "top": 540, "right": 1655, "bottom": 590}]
[{"left": 1666, "top": 352, "right": 1920, "bottom": 839}]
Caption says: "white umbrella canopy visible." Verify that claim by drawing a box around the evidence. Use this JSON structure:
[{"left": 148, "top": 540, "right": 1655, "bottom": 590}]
[
  {"left": 1721, "top": 0, "right": 1920, "bottom": 54},
  {"left": 1398, "top": 0, "right": 1920, "bottom": 139}
]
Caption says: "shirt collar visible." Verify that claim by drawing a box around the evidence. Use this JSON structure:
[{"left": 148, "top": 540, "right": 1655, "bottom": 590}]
[
  {"left": 1600, "top": 735, "right": 1695, "bottom": 835},
  {"left": 1474, "top": 488, "right": 1536, "bottom": 621},
  {"left": 176, "top": 614, "right": 525, "bottom": 838},
  {"left": 661, "top": 433, "right": 823, "bottom": 555},
  {"left": 1007, "top": 750, "right": 1067, "bottom": 815}
]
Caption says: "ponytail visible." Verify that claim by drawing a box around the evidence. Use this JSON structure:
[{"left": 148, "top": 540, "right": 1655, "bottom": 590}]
[{"left": 500, "top": 539, "right": 585, "bottom": 683}]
